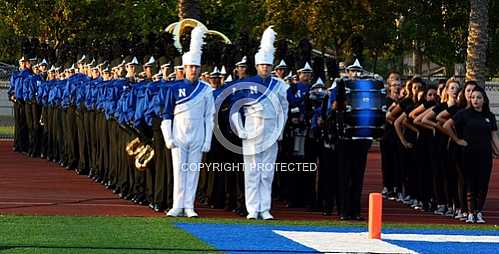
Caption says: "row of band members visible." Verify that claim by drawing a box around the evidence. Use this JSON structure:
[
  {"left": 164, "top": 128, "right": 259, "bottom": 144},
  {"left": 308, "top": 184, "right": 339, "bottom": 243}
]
[{"left": 9, "top": 56, "right": 498, "bottom": 223}]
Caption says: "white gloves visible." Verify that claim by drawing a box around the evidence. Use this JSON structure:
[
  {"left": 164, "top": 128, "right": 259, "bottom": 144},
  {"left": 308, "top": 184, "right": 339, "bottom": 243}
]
[
  {"left": 160, "top": 119, "right": 175, "bottom": 149},
  {"left": 230, "top": 112, "right": 248, "bottom": 139},
  {"left": 202, "top": 143, "right": 211, "bottom": 153}
]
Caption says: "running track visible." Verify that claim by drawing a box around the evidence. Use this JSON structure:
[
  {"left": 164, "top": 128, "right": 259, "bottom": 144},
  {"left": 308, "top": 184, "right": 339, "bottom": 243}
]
[{"left": 0, "top": 141, "right": 497, "bottom": 225}]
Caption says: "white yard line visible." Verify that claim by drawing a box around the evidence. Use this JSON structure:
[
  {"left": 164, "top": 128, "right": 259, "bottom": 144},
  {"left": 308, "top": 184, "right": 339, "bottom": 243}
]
[
  {"left": 275, "top": 230, "right": 499, "bottom": 254},
  {"left": 274, "top": 231, "right": 416, "bottom": 254}
]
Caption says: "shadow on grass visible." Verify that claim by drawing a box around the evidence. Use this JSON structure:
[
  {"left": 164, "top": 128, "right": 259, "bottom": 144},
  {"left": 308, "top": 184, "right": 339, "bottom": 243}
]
[
  {"left": 0, "top": 245, "right": 321, "bottom": 253},
  {"left": 0, "top": 197, "right": 127, "bottom": 211}
]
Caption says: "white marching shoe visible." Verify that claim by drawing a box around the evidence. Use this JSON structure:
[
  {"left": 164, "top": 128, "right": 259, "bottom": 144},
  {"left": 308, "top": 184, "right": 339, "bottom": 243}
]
[
  {"left": 476, "top": 212, "right": 485, "bottom": 224},
  {"left": 260, "top": 211, "right": 274, "bottom": 220},
  {"left": 184, "top": 209, "right": 199, "bottom": 218},
  {"left": 465, "top": 213, "right": 475, "bottom": 223},
  {"left": 246, "top": 212, "right": 258, "bottom": 220},
  {"left": 166, "top": 208, "right": 184, "bottom": 217}
]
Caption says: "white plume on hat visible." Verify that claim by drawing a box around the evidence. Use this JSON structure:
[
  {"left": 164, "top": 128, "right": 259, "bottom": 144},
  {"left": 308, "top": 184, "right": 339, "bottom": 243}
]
[
  {"left": 255, "top": 26, "right": 277, "bottom": 65},
  {"left": 225, "top": 75, "right": 233, "bottom": 83},
  {"left": 210, "top": 66, "right": 220, "bottom": 76},
  {"left": 346, "top": 59, "right": 363, "bottom": 71},
  {"left": 182, "top": 26, "right": 207, "bottom": 66},
  {"left": 220, "top": 65, "right": 227, "bottom": 75},
  {"left": 311, "top": 77, "right": 325, "bottom": 89},
  {"left": 298, "top": 62, "right": 313, "bottom": 73},
  {"left": 127, "top": 57, "right": 139, "bottom": 66},
  {"left": 275, "top": 59, "right": 287, "bottom": 69},
  {"left": 144, "top": 56, "right": 156, "bottom": 66},
  {"left": 236, "top": 56, "right": 247, "bottom": 66},
  {"left": 78, "top": 55, "right": 86, "bottom": 63}
]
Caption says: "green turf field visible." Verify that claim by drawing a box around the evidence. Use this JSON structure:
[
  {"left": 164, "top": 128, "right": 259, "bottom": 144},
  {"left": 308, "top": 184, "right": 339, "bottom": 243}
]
[
  {"left": 0, "top": 215, "right": 497, "bottom": 253},
  {"left": 0, "top": 126, "right": 14, "bottom": 137},
  {"left": 0, "top": 215, "right": 218, "bottom": 253}
]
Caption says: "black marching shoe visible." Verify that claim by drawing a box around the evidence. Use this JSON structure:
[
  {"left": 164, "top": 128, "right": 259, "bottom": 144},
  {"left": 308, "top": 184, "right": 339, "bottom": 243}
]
[
  {"left": 352, "top": 215, "right": 365, "bottom": 221},
  {"left": 339, "top": 215, "right": 350, "bottom": 221}
]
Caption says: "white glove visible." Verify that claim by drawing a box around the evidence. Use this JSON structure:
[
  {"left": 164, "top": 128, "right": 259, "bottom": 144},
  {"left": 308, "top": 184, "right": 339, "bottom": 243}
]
[
  {"left": 161, "top": 119, "right": 175, "bottom": 149},
  {"left": 165, "top": 139, "right": 175, "bottom": 149},
  {"left": 202, "top": 143, "right": 211, "bottom": 153},
  {"left": 230, "top": 112, "right": 248, "bottom": 139}
]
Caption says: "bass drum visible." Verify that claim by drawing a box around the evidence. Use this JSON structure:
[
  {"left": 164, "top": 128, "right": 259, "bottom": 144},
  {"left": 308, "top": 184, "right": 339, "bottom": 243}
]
[{"left": 339, "top": 78, "right": 387, "bottom": 139}]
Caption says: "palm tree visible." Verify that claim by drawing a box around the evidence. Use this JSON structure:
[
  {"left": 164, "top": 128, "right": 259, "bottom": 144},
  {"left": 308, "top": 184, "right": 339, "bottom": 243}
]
[
  {"left": 466, "top": 0, "right": 489, "bottom": 86},
  {"left": 178, "top": 0, "right": 201, "bottom": 20}
]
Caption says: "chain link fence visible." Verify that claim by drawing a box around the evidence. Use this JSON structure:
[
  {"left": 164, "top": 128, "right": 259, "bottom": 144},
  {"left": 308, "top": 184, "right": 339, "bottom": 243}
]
[{"left": 0, "top": 62, "right": 15, "bottom": 140}]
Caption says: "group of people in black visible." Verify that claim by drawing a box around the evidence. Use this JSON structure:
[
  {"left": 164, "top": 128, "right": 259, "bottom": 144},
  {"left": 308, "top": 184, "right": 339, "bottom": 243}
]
[
  {"left": 382, "top": 73, "right": 499, "bottom": 224},
  {"left": 8, "top": 52, "right": 498, "bottom": 223}
]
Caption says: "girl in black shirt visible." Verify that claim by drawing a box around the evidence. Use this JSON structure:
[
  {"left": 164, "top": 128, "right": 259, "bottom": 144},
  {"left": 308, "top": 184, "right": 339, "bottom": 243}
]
[
  {"left": 408, "top": 86, "right": 438, "bottom": 210},
  {"left": 394, "top": 77, "right": 425, "bottom": 206},
  {"left": 381, "top": 72, "right": 402, "bottom": 200},
  {"left": 421, "top": 79, "right": 460, "bottom": 216},
  {"left": 386, "top": 79, "right": 414, "bottom": 202},
  {"left": 444, "top": 86, "right": 499, "bottom": 223}
]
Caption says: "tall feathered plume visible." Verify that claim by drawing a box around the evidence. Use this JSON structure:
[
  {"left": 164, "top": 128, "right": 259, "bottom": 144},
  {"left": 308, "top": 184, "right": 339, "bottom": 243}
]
[
  {"left": 189, "top": 26, "right": 207, "bottom": 54},
  {"left": 258, "top": 26, "right": 276, "bottom": 56}
]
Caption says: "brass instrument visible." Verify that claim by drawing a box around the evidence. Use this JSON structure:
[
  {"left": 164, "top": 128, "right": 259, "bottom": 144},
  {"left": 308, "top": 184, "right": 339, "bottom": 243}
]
[
  {"left": 125, "top": 137, "right": 142, "bottom": 156},
  {"left": 134, "top": 144, "right": 155, "bottom": 171},
  {"left": 125, "top": 137, "right": 155, "bottom": 171}
]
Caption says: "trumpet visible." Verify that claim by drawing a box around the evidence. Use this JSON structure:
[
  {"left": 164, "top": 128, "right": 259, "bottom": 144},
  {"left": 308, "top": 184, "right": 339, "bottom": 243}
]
[{"left": 135, "top": 144, "right": 155, "bottom": 171}]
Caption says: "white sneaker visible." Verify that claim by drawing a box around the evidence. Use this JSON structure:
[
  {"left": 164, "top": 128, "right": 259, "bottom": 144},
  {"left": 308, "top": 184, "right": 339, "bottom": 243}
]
[
  {"left": 476, "top": 212, "right": 485, "bottom": 224},
  {"left": 260, "top": 211, "right": 274, "bottom": 220},
  {"left": 454, "top": 210, "right": 464, "bottom": 219},
  {"left": 434, "top": 205, "right": 446, "bottom": 215},
  {"left": 460, "top": 212, "right": 468, "bottom": 221},
  {"left": 414, "top": 201, "right": 423, "bottom": 210},
  {"left": 184, "top": 209, "right": 199, "bottom": 218},
  {"left": 246, "top": 212, "right": 258, "bottom": 220},
  {"left": 396, "top": 193, "right": 404, "bottom": 202},
  {"left": 403, "top": 199, "right": 413, "bottom": 205},
  {"left": 382, "top": 187, "right": 388, "bottom": 198},
  {"left": 465, "top": 213, "right": 475, "bottom": 223},
  {"left": 166, "top": 208, "right": 184, "bottom": 217},
  {"left": 445, "top": 208, "right": 454, "bottom": 217},
  {"left": 410, "top": 199, "right": 419, "bottom": 207}
]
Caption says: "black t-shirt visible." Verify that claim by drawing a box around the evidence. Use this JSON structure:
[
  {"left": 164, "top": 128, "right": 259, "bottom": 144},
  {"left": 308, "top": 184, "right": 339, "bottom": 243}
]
[
  {"left": 386, "top": 97, "right": 396, "bottom": 109},
  {"left": 432, "top": 102, "right": 448, "bottom": 115},
  {"left": 399, "top": 98, "right": 415, "bottom": 115},
  {"left": 452, "top": 108, "right": 497, "bottom": 152},
  {"left": 447, "top": 104, "right": 461, "bottom": 117},
  {"left": 423, "top": 100, "right": 436, "bottom": 109},
  {"left": 385, "top": 97, "right": 396, "bottom": 131}
]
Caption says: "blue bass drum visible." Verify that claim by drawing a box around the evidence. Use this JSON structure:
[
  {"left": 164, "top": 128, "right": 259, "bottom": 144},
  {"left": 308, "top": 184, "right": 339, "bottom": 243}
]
[{"left": 342, "top": 78, "right": 387, "bottom": 139}]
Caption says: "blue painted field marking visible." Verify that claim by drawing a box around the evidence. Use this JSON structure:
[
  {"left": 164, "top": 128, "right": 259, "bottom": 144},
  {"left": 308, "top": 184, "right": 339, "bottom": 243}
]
[{"left": 176, "top": 223, "right": 499, "bottom": 254}]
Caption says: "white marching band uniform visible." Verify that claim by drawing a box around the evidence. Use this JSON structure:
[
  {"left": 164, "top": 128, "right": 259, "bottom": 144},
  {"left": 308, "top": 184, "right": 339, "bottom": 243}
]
[
  {"left": 232, "top": 26, "right": 288, "bottom": 219},
  {"left": 161, "top": 26, "right": 215, "bottom": 217},
  {"left": 239, "top": 78, "right": 288, "bottom": 219},
  {"left": 161, "top": 80, "right": 214, "bottom": 215}
]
